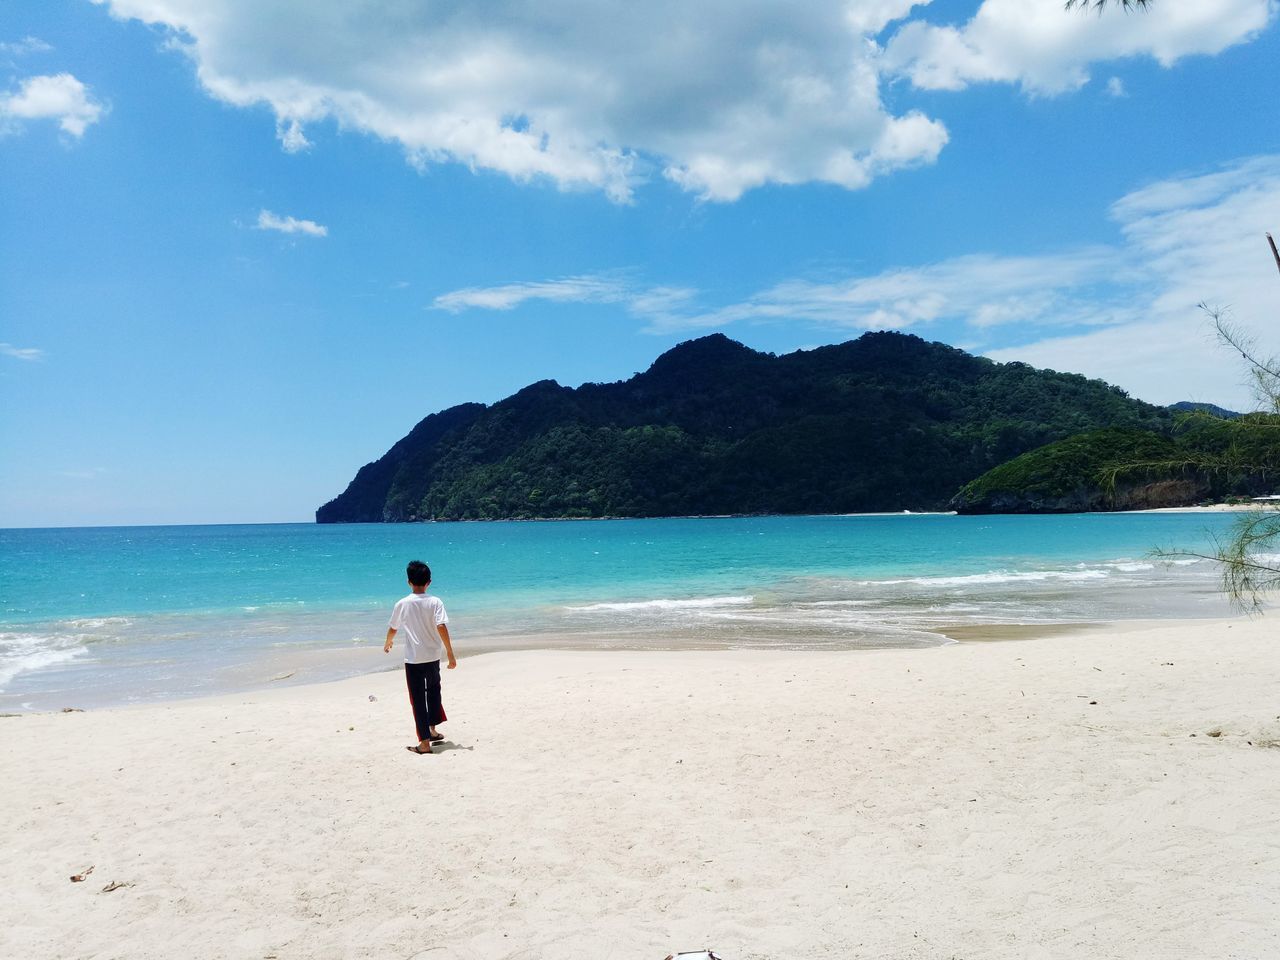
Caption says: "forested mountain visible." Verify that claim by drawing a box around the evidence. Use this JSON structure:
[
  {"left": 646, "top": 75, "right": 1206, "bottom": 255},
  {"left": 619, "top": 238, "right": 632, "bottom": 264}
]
[
  {"left": 951, "top": 414, "right": 1280, "bottom": 514},
  {"left": 316, "top": 332, "right": 1172, "bottom": 522}
]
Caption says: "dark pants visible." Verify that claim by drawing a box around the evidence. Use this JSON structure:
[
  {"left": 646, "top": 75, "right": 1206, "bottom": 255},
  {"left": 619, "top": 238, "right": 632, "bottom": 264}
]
[{"left": 404, "top": 660, "right": 443, "bottom": 742}]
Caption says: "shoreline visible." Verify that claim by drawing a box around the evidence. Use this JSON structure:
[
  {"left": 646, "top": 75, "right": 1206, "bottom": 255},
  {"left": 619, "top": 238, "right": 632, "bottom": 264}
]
[
  {"left": 1121, "top": 503, "right": 1274, "bottom": 514},
  {"left": 0, "top": 614, "right": 1219, "bottom": 716},
  {"left": 8, "top": 501, "right": 1271, "bottom": 535},
  {"left": 2, "top": 620, "right": 1091, "bottom": 717},
  {"left": 5, "top": 616, "right": 1278, "bottom": 958},
  {"left": 317, "top": 503, "right": 1275, "bottom": 525}
]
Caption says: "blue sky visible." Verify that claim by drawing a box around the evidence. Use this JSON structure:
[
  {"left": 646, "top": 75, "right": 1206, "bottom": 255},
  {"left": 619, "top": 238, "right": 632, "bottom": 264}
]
[{"left": 2, "top": 0, "right": 1278, "bottom": 527}]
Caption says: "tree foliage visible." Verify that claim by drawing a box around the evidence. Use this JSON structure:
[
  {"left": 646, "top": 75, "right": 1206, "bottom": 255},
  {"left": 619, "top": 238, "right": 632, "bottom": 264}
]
[
  {"left": 952, "top": 416, "right": 1280, "bottom": 514},
  {"left": 1064, "top": 0, "right": 1151, "bottom": 10},
  {"left": 1159, "top": 303, "right": 1280, "bottom": 610},
  {"left": 317, "top": 331, "right": 1171, "bottom": 522}
]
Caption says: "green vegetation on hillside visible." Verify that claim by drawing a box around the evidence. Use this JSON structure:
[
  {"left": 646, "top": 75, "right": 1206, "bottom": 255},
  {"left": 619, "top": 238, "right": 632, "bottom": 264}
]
[
  {"left": 317, "top": 331, "right": 1172, "bottom": 522},
  {"left": 951, "top": 413, "right": 1280, "bottom": 514}
]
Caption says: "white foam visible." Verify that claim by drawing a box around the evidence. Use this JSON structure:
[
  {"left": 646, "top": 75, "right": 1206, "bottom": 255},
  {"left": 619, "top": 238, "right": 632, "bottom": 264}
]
[
  {"left": 0, "top": 633, "right": 90, "bottom": 688},
  {"left": 63, "top": 616, "right": 133, "bottom": 629},
  {"left": 566, "top": 595, "right": 754, "bottom": 613},
  {"left": 874, "top": 569, "right": 1110, "bottom": 588},
  {"left": 796, "top": 600, "right": 878, "bottom": 608}
]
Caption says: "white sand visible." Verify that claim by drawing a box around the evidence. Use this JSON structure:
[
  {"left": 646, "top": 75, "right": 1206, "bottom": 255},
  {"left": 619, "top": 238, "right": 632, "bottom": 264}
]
[
  {"left": 4, "top": 618, "right": 1279, "bottom": 960},
  {"left": 1127, "top": 503, "right": 1276, "bottom": 513}
]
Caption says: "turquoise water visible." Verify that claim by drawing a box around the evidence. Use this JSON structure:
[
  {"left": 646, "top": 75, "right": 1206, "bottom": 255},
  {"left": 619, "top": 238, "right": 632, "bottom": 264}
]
[{"left": 0, "top": 513, "right": 1258, "bottom": 710}]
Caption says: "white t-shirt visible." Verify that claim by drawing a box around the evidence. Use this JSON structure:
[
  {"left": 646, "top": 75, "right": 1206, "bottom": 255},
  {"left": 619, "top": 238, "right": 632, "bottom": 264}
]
[{"left": 388, "top": 592, "right": 449, "bottom": 664}]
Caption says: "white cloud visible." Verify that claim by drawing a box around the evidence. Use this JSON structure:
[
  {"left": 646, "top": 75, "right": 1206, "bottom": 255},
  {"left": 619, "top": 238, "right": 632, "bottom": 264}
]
[
  {"left": 436, "top": 257, "right": 1124, "bottom": 343},
  {"left": 1106, "top": 76, "right": 1126, "bottom": 97},
  {"left": 436, "top": 155, "right": 1280, "bottom": 408},
  {"left": 651, "top": 249, "right": 1141, "bottom": 333},
  {"left": 0, "top": 36, "right": 53, "bottom": 57},
  {"left": 87, "top": 1, "right": 1275, "bottom": 199},
  {"left": 691, "top": 156, "right": 1280, "bottom": 408},
  {"left": 883, "top": 0, "right": 1273, "bottom": 95},
  {"left": 988, "top": 156, "right": 1280, "bottom": 406},
  {"left": 255, "top": 209, "right": 328, "bottom": 237},
  {"left": 432, "top": 275, "right": 703, "bottom": 330},
  {"left": 275, "top": 116, "right": 310, "bottom": 153},
  {"left": 0, "top": 342, "right": 45, "bottom": 361},
  {"left": 435, "top": 276, "right": 627, "bottom": 312},
  {"left": 0, "top": 73, "right": 105, "bottom": 137},
  {"left": 437, "top": 247, "right": 1141, "bottom": 337},
  {"left": 57, "top": 467, "right": 107, "bottom": 480},
  {"left": 94, "top": 0, "right": 952, "bottom": 201}
]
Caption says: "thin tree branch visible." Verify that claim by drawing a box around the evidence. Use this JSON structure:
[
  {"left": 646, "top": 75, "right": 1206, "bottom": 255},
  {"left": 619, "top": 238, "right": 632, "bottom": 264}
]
[
  {"left": 1201, "top": 303, "right": 1280, "bottom": 414},
  {"left": 1064, "top": 0, "right": 1150, "bottom": 10}
]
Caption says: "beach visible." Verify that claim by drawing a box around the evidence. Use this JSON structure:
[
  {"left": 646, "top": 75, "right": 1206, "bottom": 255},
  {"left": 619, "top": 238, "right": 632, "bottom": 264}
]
[
  {"left": 4, "top": 617, "right": 1278, "bottom": 960},
  {"left": 1125, "top": 503, "right": 1277, "bottom": 513}
]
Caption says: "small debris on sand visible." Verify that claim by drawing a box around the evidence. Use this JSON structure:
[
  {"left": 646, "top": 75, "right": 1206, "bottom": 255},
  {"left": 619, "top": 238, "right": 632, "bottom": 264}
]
[{"left": 70, "top": 867, "right": 94, "bottom": 882}]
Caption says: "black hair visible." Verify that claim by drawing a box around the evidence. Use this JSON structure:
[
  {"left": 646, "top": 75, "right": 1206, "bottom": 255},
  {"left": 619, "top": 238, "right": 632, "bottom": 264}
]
[{"left": 406, "top": 560, "right": 431, "bottom": 587}]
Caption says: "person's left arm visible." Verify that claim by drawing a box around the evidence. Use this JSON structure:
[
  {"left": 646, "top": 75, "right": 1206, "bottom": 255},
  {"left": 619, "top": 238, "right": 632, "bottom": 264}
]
[
  {"left": 439, "top": 623, "right": 456, "bottom": 669},
  {"left": 383, "top": 627, "right": 397, "bottom": 653}
]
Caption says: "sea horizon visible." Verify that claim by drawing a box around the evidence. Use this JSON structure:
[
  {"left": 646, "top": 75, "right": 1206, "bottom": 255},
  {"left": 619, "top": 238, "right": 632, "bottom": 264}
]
[{"left": 1, "top": 508, "right": 965, "bottom": 533}]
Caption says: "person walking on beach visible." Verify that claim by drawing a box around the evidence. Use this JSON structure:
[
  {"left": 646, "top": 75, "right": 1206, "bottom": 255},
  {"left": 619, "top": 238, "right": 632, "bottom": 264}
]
[{"left": 384, "top": 560, "right": 456, "bottom": 755}]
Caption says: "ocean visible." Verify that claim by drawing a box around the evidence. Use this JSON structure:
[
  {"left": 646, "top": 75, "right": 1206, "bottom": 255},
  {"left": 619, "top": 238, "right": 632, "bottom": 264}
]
[{"left": 0, "top": 512, "right": 1260, "bottom": 711}]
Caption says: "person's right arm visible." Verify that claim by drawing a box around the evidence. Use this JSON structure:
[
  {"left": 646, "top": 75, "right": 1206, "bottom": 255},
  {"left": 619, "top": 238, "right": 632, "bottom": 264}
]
[{"left": 385, "top": 599, "right": 403, "bottom": 654}]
